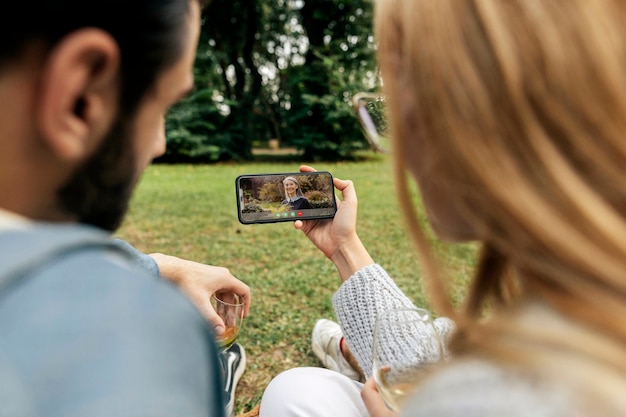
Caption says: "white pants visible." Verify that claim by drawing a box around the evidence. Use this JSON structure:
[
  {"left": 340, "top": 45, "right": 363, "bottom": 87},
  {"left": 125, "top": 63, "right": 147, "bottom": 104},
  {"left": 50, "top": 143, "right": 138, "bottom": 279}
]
[{"left": 260, "top": 367, "right": 368, "bottom": 417}]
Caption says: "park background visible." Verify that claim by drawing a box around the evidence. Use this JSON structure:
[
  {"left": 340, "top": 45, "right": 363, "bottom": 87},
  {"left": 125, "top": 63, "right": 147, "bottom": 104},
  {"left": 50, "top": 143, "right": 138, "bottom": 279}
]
[{"left": 119, "top": 0, "right": 477, "bottom": 414}]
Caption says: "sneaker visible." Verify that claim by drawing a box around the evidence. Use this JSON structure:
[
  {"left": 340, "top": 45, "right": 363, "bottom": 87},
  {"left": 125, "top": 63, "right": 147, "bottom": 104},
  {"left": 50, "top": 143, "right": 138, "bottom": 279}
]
[
  {"left": 311, "top": 319, "right": 361, "bottom": 381},
  {"left": 220, "top": 343, "right": 247, "bottom": 417}
]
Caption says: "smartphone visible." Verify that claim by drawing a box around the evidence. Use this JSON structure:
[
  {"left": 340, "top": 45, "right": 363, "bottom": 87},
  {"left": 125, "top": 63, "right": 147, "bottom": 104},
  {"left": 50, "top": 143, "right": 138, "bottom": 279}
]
[{"left": 235, "top": 171, "right": 337, "bottom": 224}]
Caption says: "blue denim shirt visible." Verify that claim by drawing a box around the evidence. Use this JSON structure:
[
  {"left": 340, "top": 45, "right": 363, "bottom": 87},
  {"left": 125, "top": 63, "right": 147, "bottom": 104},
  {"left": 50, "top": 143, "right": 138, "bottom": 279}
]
[{"left": 0, "top": 224, "right": 224, "bottom": 417}]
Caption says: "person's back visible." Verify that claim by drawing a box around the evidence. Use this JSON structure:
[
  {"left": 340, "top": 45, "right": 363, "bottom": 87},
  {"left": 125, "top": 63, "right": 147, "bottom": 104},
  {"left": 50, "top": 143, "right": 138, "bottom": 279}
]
[
  {"left": 0, "top": 224, "right": 223, "bottom": 416},
  {"left": 401, "top": 300, "right": 624, "bottom": 417}
]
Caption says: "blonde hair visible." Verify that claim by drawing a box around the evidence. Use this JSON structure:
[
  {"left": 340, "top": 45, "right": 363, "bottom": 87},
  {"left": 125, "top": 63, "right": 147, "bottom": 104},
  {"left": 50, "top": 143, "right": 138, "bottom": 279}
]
[{"left": 375, "top": 0, "right": 626, "bottom": 406}]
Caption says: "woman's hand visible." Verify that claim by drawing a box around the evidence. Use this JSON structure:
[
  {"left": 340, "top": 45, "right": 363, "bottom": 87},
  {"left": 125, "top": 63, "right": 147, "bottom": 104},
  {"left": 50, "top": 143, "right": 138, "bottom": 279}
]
[
  {"left": 294, "top": 165, "right": 374, "bottom": 280},
  {"left": 361, "top": 377, "right": 398, "bottom": 417},
  {"left": 150, "top": 253, "right": 251, "bottom": 335}
]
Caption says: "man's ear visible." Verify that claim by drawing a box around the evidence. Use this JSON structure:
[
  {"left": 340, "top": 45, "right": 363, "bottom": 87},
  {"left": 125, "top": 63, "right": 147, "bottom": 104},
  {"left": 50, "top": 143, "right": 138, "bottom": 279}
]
[{"left": 36, "top": 29, "right": 120, "bottom": 161}]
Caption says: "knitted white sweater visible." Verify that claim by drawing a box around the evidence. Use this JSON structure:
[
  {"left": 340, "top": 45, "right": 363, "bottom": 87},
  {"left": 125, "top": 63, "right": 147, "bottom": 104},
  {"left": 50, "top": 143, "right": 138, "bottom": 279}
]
[
  {"left": 332, "top": 264, "right": 596, "bottom": 417},
  {"left": 332, "top": 264, "right": 455, "bottom": 379}
]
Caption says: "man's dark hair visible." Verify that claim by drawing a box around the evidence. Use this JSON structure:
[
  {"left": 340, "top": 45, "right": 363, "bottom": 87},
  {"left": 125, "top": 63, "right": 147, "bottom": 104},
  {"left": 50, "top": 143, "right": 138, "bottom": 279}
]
[{"left": 1, "top": 0, "right": 193, "bottom": 115}]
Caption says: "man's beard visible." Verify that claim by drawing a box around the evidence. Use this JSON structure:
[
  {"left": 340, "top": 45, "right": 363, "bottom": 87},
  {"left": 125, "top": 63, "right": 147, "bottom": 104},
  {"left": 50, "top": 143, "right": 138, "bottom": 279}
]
[{"left": 57, "top": 116, "right": 137, "bottom": 232}]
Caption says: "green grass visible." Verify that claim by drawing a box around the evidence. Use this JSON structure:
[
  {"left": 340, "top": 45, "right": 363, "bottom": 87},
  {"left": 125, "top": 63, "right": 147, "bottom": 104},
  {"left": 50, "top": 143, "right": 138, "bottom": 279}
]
[{"left": 117, "top": 155, "right": 477, "bottom": 414}]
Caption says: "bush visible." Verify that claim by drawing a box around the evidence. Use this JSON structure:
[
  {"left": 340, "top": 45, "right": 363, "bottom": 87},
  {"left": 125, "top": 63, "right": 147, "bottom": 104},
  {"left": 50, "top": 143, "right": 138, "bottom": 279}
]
[
  {"left": 258, "top": 182, "right": 283, "bottom": 203},
  {"left": 242, "top": 204, "right": 266, "bottom": 214},
  {"left": 305, "top": 190, "right": 333, "bottom": 209}
]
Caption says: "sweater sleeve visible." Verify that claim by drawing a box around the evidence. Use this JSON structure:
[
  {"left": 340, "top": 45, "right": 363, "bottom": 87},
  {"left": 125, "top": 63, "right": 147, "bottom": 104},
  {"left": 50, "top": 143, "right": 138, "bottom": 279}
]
[{"left": 332, "top": 264, "right": 455, "bottom": 378}]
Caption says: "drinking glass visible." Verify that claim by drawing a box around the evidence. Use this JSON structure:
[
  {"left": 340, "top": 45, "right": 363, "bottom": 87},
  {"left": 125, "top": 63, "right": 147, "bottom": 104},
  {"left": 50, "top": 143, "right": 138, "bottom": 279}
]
[
  {"left": 372, "top": 307, "right": 444, "bottom": 411},
  {"left": 352, "top": 92, "right": 390, "bottom": 154},
  {"left": 211, "top": 292, "right": 244, "bottom": 349}
]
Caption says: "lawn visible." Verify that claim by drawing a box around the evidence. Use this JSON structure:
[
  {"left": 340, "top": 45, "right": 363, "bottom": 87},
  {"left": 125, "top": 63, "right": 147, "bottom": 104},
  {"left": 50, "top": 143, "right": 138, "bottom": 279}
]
[{"left": 116, "top": 154, "right": 477, "bottom": 414}]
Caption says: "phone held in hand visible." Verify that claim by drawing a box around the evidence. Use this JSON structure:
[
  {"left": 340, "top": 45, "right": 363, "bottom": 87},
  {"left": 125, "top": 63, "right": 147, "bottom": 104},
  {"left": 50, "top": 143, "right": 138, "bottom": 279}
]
[{"left": 235, "top": 171, "right": 337, "bottom": 224}]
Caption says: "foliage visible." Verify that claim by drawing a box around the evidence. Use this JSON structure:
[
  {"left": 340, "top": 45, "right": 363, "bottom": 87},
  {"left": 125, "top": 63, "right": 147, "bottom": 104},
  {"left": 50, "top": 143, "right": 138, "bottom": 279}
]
[
  {"left": 241, "top": 203, "right": 265, "bottom": 213},
  {"left": 258, "top": 182, "right": 282, "bottom": 202},
  {"left": 160, "top": 90, "right": 226, "bottom": 162},
  {"left": 306, "top": 192, "right": 333, "bottom": 208},
  {"left": 161, "top": 0, "right": 379, "bottom": 162}
]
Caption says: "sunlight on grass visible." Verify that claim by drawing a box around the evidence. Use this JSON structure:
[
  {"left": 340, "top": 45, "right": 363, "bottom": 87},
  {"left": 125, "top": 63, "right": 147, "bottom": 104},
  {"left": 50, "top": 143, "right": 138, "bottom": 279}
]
[{"left": 117, "top": 156, "right": 477, "bottom": 413}]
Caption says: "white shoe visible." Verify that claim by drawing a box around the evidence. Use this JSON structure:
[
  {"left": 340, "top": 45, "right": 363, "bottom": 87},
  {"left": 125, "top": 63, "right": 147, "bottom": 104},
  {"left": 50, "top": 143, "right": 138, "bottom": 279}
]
[{"left": 311, "top": 319, "right": 361, "bottom": 381}]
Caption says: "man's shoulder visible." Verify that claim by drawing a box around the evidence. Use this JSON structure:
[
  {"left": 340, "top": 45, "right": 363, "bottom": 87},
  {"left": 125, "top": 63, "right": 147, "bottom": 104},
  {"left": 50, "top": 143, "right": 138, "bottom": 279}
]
[
  {"left": 0, "top": 222, "right": 199, "bottom": 325},
  {"left": 0, "top": 224, "right": 224, "bottom": 417},
  {"left": 0, "top": 223, "right": 117, "bottom": 279},
  {"left": 0, "top": 223, "right": 196, "bottom": 318},
  {"left": 0, "top": 223, "right": 213, "bottom": 354}
]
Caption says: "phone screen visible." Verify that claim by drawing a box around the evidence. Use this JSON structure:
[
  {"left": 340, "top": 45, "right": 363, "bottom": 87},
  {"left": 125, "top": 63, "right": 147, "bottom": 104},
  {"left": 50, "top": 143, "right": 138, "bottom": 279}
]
[{"left": 235, "top": 171, "right": 337, "bottom": 224}]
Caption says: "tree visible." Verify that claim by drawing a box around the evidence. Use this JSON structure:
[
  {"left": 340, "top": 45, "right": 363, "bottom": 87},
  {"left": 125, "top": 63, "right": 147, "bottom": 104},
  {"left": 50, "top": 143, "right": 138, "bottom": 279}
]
[
  {"left": 286, "top": 0, "right": 378, "bottom": 160},
  {"left": 161, "top": 0, "right": 378, "bottom": 163}
]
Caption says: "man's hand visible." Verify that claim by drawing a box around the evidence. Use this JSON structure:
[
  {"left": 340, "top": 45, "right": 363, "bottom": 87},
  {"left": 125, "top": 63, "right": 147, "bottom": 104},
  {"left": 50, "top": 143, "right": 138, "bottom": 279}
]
[{"left": 150, "top": 253, "right": 251, "bottom": 336}]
